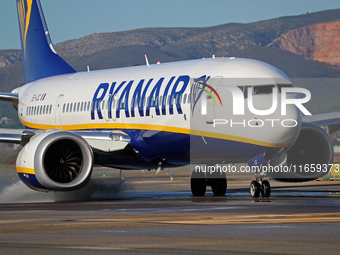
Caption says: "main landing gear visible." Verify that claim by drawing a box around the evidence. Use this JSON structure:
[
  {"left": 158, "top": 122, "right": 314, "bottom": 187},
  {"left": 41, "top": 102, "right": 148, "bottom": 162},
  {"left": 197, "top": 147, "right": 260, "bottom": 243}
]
[
  {"left": 190, "top": 170, "right": 227, "bottom": 196},
  {"left": 249, "top": 179, "right": 271, "bottom": 198}
]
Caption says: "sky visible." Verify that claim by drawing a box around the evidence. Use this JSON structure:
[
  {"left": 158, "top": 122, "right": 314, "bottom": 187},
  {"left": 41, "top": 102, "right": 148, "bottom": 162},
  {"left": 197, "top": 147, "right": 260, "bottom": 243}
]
[{"left": 0, "top": 0, "right": 339, "bottom": 50}]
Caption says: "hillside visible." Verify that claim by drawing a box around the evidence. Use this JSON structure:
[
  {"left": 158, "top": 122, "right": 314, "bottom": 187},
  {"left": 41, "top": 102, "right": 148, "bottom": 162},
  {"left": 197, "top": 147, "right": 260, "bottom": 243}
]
[
  {"left": 269, "top": 22, "right": 340, "bottom": 66},
  {"left": 0, "top": 9, "right": 340, "bottom": 127}
]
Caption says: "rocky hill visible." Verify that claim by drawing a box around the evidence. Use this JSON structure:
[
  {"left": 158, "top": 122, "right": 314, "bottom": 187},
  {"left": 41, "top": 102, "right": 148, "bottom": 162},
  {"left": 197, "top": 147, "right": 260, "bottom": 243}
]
[
  {"left": 0, "top": 9, "right": 340, "bottom": 127},
  {"left": 269, "top": 22, "right": 340, "bottom": 66},
  {"left": 0, "top": 50, "right": 21, "bottom": 69}
]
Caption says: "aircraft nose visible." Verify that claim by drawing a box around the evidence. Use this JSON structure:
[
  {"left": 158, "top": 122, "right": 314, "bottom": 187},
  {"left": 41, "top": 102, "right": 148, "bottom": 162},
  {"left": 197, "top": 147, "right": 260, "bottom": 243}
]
[
  {"left": 277, "top": 103, "right": 302, "bottom": 146},
  {"left": 245, "top": 93, "right": 302, "bottom": 148}
]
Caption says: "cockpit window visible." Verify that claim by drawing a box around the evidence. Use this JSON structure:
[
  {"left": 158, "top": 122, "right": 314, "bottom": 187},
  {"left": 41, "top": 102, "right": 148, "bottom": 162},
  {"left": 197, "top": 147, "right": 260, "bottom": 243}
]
[
  {"left": 253, "top": 85, "right": 275, "bottom": 95},
  {"left": 277, "top": 84, "right": 292, "bottom": 93}
]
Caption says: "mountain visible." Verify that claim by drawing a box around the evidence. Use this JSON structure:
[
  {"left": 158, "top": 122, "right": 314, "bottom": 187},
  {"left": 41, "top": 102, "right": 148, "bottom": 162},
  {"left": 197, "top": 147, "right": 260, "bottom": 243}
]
[
  {"left": 269, "top": 22, "right": 340, "bottom": 66},
  {"left": 0, "top": 9, "right": 340, "bottom": 127}
]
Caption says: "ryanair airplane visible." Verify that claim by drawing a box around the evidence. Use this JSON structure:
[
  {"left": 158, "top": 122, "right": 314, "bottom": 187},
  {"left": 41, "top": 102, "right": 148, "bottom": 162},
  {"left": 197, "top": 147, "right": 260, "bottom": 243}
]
[{"left": 0, "top": 0, "right": 337, "bottom": 198}]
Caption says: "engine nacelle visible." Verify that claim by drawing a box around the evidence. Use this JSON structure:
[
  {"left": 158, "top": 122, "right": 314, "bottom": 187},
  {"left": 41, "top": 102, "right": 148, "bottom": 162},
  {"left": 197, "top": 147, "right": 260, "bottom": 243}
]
[
  {"left": 16, "top": 130, "right": 93, "bottom": 191},
  {"left": 269, "top": 122, "right": 334, "bottom": 182}
]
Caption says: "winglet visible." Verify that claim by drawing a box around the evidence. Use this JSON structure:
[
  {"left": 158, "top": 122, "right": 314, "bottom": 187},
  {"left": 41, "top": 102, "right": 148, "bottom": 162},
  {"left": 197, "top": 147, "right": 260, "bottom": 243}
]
[{"left": 16, "top": 0, "right": 76, "bottom": 83}]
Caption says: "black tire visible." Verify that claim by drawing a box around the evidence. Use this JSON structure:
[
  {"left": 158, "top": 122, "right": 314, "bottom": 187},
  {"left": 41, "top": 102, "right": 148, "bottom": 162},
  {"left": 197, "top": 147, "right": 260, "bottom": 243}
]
[
  {"left": 206, "top": 168, "right": 227, "bottom": 196},
  {"left": 191, "top": 171, "right": 207, "bottom": 196},
  {"left": 211, "top": 178, "right": 227, "bottom": 196},
  {"left": 250, "top": 181, "right": 260, "bottom": 198},
  {"left": 261, "top": 180, "right": 271, "bottom": 197},
  {"left": 209, "top": 170, "right": 227, "bottom": 196}
]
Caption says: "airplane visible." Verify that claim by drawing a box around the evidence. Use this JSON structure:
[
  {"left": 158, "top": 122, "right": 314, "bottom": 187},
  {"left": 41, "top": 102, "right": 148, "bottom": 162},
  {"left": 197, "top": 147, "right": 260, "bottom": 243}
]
[{"left": 0, "top": 0, "right": 337, "bottom": 198}]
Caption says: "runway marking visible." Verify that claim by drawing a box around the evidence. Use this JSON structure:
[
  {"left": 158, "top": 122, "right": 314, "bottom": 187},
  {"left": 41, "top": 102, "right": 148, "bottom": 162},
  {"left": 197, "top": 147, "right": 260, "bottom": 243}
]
[
  {"left": 79, "top": 212, "right": 340, "bottom": 225},
  {"left": 2, "top": 212, "right": 340, "bottom": 226}
]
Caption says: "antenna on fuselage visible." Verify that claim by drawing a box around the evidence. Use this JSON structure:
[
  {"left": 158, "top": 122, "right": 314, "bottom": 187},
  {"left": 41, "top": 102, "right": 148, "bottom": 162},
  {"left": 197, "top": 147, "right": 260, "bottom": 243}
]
[{"left": 145, "top": 55, "right": 150, "bottom": 67}]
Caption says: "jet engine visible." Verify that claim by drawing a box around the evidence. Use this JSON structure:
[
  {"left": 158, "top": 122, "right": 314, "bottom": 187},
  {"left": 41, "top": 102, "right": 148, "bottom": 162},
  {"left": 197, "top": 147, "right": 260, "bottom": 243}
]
[
  {"left": 16, "top": 130, "right": 93, "bottom": 191},
  {"left": 269, "top": 122, "right": 334, "bottom": 182}
]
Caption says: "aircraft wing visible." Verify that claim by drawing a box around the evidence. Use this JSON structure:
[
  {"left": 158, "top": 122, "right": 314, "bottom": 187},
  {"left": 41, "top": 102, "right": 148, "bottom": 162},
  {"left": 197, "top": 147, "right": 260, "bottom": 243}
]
[
  {"left": 0, "top": 129, "right": 35, "bottom": 144},
  {"left": 0, "top": 93, "right": 18, "bottom": 103},
  {"left": 75, "top": 130, "right": 131, "bottom": 152},
  {"left": 303, "top": 112, "right": 340, "bottom": 134},
  {"left": 0, "top": 129, "right": 131, "bottom": 152}
]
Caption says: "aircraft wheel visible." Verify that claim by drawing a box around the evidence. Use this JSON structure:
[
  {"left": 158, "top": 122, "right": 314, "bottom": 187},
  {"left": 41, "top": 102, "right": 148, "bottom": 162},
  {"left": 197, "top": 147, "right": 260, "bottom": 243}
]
[
  {"left": 209, "top": 170, "right": 227, "bottom": 196},
  {"left": 261, "top": 180, "right": 271, "bottom": 197},
  {"left": 211, "top": 177, "right": 227, "bottom": 196},
  {"left": 191, "top": 171, "right": 207, "bottom": 196},
  {"left": 250, "top": 181, "right": 260, "bottom": 198}
]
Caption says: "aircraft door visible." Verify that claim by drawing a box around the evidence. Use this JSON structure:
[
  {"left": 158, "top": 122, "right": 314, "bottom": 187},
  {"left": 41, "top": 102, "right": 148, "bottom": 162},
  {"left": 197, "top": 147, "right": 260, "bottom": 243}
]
[
  {"left": 55, "top": 94, "right": 64, "bottom": 129},
  {"left": 106, "top": 94, "right": 117, "bottom": 121},
  {"left": 205, "top": 76, "right": 222, "bottom": 124}
]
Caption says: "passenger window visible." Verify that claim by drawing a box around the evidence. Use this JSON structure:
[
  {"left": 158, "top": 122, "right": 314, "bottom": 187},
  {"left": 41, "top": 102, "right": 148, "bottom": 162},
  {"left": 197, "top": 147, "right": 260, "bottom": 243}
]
[
  {"left": 66, "top": 103, "right": 69, "bottom": 113},
  {"left": 63, "top": 104, "right": 65, "bottom": 113},
  {"left": 73, "top": 103, "right": 76, "bottom": 112},
  {"left": 77, "top": 102, "right": 80, "bottom": 112},
  {"left": 50, "top": 105, "right": 52, "bottom": 114},
  {"left": 80, "top": 102, "right": 83, "bottom": 111},
  {"left": 70, "top": 103, "right": 73, "bottom": 112}
]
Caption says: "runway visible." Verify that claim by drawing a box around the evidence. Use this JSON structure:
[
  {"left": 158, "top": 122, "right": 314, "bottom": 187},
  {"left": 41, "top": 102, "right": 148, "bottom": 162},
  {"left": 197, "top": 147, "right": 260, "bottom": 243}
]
[{"left": 1, "top": 167, "right": 340, "bottom": 255}]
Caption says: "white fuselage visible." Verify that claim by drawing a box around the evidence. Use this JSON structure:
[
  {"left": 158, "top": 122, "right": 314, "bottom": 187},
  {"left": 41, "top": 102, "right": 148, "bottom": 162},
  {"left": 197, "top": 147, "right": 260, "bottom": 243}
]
[{"left": 13, "top": 58, "right": 302, "bottom": 167}]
